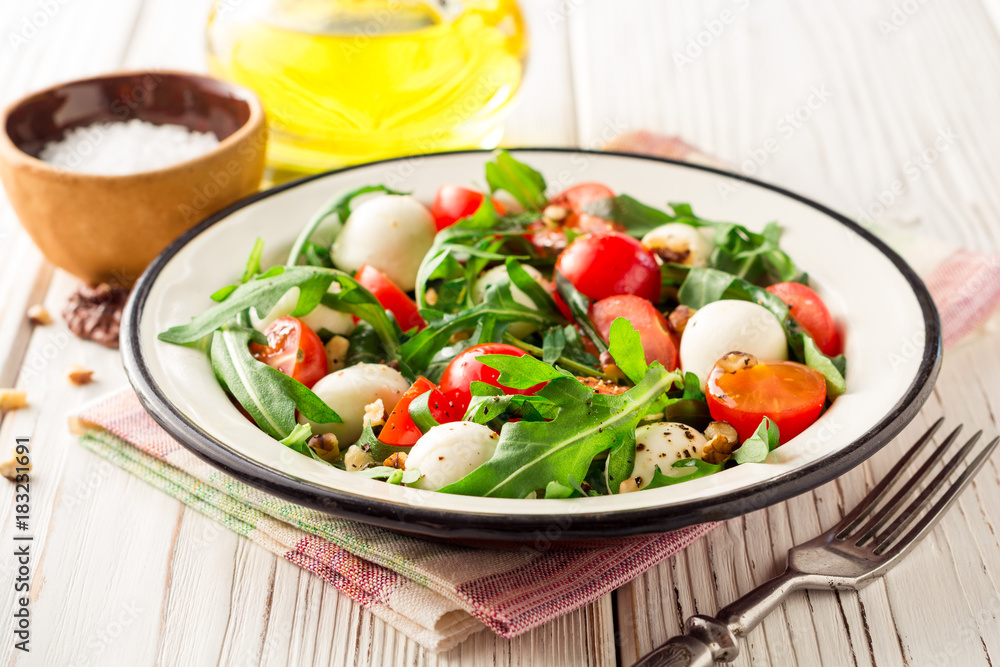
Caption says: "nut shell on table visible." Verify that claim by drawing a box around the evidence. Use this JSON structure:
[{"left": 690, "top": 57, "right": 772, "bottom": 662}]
[{"left": 62, "top": 282, "right": 128, "bottom": 348}]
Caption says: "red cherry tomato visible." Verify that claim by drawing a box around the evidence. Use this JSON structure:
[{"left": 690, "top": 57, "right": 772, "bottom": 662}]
[
  {"left": 549, "top": 183, "right": 615, "bottom": 229},
  {"left": 431, "top": 184, "right": 506, "bottom": 230},
  {"left": 590, "top": 295, "right": 679, "bottom": 370},
  {"left": 555, "top": 232, "right": 661, "bottom": 305},
  {"left": 765, "top": 282, "right": 841, "bottom": 357},
  {"left": 706, "top": 359, "right": 827, "bottom": 444},
  {"left": 378, "top": 377, "right": 464, "bottom": 446},
  {"left": 249, "top": 317, "right": 328, "bottom": 389},
  {"left": 354, "top": 264, "right": 426, "bottom": 332},
  {"left": 438, "top": 343, "right": 546, "bottom": 413}
]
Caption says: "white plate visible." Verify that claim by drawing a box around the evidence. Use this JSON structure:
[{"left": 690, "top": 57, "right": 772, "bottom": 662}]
[{"left": 122, "top": 149, "right": 941, "bottom": 544}]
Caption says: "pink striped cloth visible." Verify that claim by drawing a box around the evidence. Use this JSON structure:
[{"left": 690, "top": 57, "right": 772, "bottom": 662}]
[{"left": 72, "top": 133, "right": 1000, "bottom": 652}]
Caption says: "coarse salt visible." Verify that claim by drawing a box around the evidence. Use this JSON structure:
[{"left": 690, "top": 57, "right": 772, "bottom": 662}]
[{"left": 39, "top": 119, "right": 220, "bottom": 176}]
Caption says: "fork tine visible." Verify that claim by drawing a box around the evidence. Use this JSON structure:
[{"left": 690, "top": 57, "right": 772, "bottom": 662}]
[
  {"left": 852, "top": 424, "right": 963, "bottom": 545},
  {"left": 872, "top": 432, "right": 994, "bottom": 555},
  {"left": 835, "top": 418, "right": 944, "bottom": 539}
]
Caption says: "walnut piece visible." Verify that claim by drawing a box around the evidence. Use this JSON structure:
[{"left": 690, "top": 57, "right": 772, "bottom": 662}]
[
  {"left": 307, "top": 433, "right": 341, "bottom": 462},
  {"left": 63, "top": 283, "right": 129, "bottom": 348},
  {"left": 324, "top": 335, "right": 350, "bottom": 372},
  {"left": 344, "top": 445, "right": 374, "bottom": 471},
  {"left": 26, "top": 304, "right": 52, "bottom": 326},
  {"left": 668, "top": 305, "right": 696, "bottom": 338},
  {"left": 384, "top": 452, "right": 408, "bottom": 469},
  {"left": 0, "top": 389, "right": 27, "bottom": 411},
  {"left": 66, "top": 365, "right": 94, "bottom": 386},
  {"left": 0, "top": 456, "right": 29, "bottom": 481},
  {"left": 363, "top": 399, "right": 386, "bottom": 428}
]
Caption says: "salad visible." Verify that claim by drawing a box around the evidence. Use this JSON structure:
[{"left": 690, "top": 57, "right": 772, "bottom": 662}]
[{"left": 158, "top": 152, "right": 847, "bottom": 499}]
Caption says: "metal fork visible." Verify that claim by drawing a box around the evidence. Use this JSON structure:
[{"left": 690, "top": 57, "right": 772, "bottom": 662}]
[{"left": 633, "top": 419, "right": 1000, "bottom": 667}]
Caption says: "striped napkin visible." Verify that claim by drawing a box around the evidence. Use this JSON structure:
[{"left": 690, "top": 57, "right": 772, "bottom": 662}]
[{"left": 71, "top": 133, "right": 1000, "bottom": 652}]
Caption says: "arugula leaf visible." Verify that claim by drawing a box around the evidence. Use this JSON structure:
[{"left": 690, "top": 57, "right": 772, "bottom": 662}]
[
  {"left": 644, "top": 459, "right": 724, "bottom": 489},
  {"left": 678, "top": 267, "right": 790, "bottom": 326},
  {"left": 160, "top": 267, "right": 404, "bottom": 365},
  {"left": 302, "top": 242, "right": 334, "bottom": 268},
  {"left": 477, "top": 353, "right": 567, "bottom": 389},
  {"left": 542, "top": 327, "right": 566, "bottom": 364},
  {"left": 400, "top": 280, "right": 561, "bottom": 373},
  {"left": 346, "top": 322, "right": 384, "bottom": 366},
  {"left": 506, "top": 257, "right": 559, "bottom": 315},
  {"left": 794, "top": 333, "right": 847, "bottom": 398},
  {"left": 657, "top": 398, "right": 712, "bottom": 431},
  {"left": 242, "top": 238, "right": 265, "bottom": 283},
  {"left": 680, "top": 372, "right": 705, "bottom": 401},
  {"left": 485, "top": 150, "right": 547, "bottom": 211},
  {"left": 287, "top": 184, "right": 406, "bottom": 266},
  {"left": 607, "top": 317, "right": 647, "bottom": 384},
  {"left": 408, "top": 391, "right": 441, "bottom": 434},
  {"left": 605, "top": 437, "right": 636, "bottom": 494},
  {"left": 544, "top": 480, "right": 574, "bottom": 499},
  {"left": 554, "top": 271, "right": 607, "bottom": 353},
  {"left": 210, "top": 326, "right": 340, "bottom": 440},
  {"left": 581, "top": 194, "right": 674, "bottom": 237},
  {"left": 732, "top": 417, "right": 780, "bottom": 464},
  {"left": 277, "top": 424, "right": 336, "bottom": 465},
  {"left": 463, "top": 383, "right": 558, "bottom": 424},
  {"left": 439, "top": 364, "right": 679, "bottom": 498},
  {"left": 352, "top": 466, "right": 420, "bottom": 485}
]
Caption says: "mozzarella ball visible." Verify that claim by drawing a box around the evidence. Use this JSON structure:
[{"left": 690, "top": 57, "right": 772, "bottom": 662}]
[
  {"left": 301, "top": 364, "right": 409, "bottom": 444},
  {"left": 405, "top": 421, "right": 500, "bottom": 490},
  {"left": 330, "top": 195, "right": 436, "bottom": 291},
  {"left": 632, "top": 422, "right": 709, "bottom": 489},
  {"left": 472, "top": 264, "right": 546, "bottom": 338},
  {"left": 251, "top": 286, "right": 355, "bottom": 337},
  {"left": 680, "top": 300, "right": 788, "bottom": 390},
  {"left": 641, "top": 223, "right": 714, "bottom": 267}
]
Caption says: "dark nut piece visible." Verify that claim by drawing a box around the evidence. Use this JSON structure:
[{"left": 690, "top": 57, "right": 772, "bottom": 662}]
[
  {"left": 307, "top": 433, "right": 341, "bottom": 462},
  {"left": 702, "top": 421, "right": 740, "bottom": 464},
  {"left": 716, "top": 351, "right": 758, "bottom": 374},
  {"left": 63, "top": 283, "right": 129, "bottom": 348},
  {"left": 384, "top": 452, "right": 408, "bottom": 469},
  {"left": 668, "top": 305, "right": 696, "bottom": 338}
]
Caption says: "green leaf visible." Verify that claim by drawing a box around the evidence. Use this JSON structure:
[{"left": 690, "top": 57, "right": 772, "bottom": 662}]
[
  {"left": 210, "top": 326, "right": 340, "bottom": 440},
  {"left": 400, "top": 279, "right": 561, "bottom": 373},
  {"left": 210, "top": 284, "right": 237, "bottom": 303},
  {"left": 733, "top": 417, "right": 781, "bottom": 464},
  {"left": 277, "top": 423, "right": 336, "bottom": 465},
  {"left": 795, "top": 333, "right": 847, "bottom": 398},
  {"left": 287, "top": 184, "right": 406, "bottom": 266},
  {"left": 657, "top": 398, "right": 712, "bottom": 431},
  {"left": 346, "top": 321, "right": 384, "bottom": 366},
  {"left": 242, "top": 238, "right": 265, "bottom": 283},
  {"left": 644, "top": 459, "right": 724, "bottom": 489},
  {"left": 681, "top": 372, "right": 706, "bottom": 401},
  {"left": 408, "top": 391, "right": 441, "bottom": 434},
  {"left": 438, "top": 365, "right": 680, "bottom": 498},
  {"left": 542, "top": 327, "right": 566, "bottom": 364},
  {"left": 554, "top": 271, "right": 607, "bottom": 353},
  {"left": 476, "top": 353, "right": 567, "bottom": 389},
  {"left": 544, "top": 480, "right": 574, "bottom": 499},
  {"left": 485, "top": 150, "right": 548, "bottom": 211},
  {"left": 581, "top": 194, "right": 674, "bottom": 237},
  {"left": 505, "top": 256, "right": 559, "bottom": 315},
  {"left": 607, "top": 317, "right": 647, "bottom": 384},
  {"left": 303, "top": 242, "right": 334, "bottom": 268},
  {"left": 605, "top": 437, "right": 636, "bottom": 494},
  {"left": 463, "top": 382, "right": 558, "bottom": 424},
  {"left": 678, "top": 267, "right": 790, "bottom": 326}
]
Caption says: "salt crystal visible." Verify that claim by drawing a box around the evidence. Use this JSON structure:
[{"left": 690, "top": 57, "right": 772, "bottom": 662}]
[{"left": 38, "top": 119, "right": 221, "bottom": 176}]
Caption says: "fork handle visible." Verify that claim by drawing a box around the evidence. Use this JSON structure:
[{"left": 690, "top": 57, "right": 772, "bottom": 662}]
[{"left": 633, "top": 569, "right": 808, "bottom": 666}]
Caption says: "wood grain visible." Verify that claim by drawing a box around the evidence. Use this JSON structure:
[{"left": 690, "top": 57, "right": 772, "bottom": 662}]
[{"left": 1, "top": 1, "right": 999, "bottom": 666}]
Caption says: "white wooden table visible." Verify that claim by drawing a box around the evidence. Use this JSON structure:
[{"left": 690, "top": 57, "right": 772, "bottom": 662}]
[{"left": 2, "top": 1, "right": 1000, "bottom": 665}]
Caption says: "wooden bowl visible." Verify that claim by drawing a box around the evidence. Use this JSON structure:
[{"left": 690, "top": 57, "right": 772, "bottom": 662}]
[{"left": 0, "top": 71, "right": 267, "bottom": 286}]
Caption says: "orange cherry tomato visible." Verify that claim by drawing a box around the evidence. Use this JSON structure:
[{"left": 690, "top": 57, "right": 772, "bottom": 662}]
[
  {"left": 590, "top": 295, "right": 678, "bottom": 370},
  {"left": 249, "top": 317, "right": 328, "bottom": 389},
  {"left": 765, "top": 282, "right": 841, "bottom": 357},
  {"left": 706, "top": 359, "right": 826, "bottom": 444},
  {"left": 354, "top": 264, "right": 426, "bottom": 332},
  {"left": 378, "top": 377, "right": 463, "bottom": 446},
  {"left": 431, "top": 185, "right": 506, "bottom": 230}
]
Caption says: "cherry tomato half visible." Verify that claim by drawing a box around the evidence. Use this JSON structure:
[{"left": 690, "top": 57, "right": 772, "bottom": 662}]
[
  {"left": 765, "top": 282, "right": 841, "bottom": 357},
  {"left": 706, "top": 359, "right": 826, "bottom": 444},
  {"left": 590, "top": 295, "right": 679, "bottom": 370},
  {"left": 249, "top": 316, "right": 328, "bottom": 389},
  {"left": 555, "top": 232, "right": 661, "bottom": 305},
  {"left": 548, "top": 182, "right": 615, "bottom": 229},
  {"left": 438, "top": 343, "right": 546, "bottom": 414},
  {"left": 378, "top": 377, "right": 464, "bottom": 446},
  {"left": 431, "top": 185, "right": 506, "bottom": 231},
  {"left": 354, "top": 264, "right": 426, "bottom": 332}
]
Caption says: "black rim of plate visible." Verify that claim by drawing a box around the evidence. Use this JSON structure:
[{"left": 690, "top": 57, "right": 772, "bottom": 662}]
[{"left": 121, "top": 148, "right": 942, "bottom": 544}]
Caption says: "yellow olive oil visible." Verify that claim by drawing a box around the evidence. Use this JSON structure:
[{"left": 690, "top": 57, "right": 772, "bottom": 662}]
[{"left": 207, "top": 0, "right": 527, "bottom": 178}]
